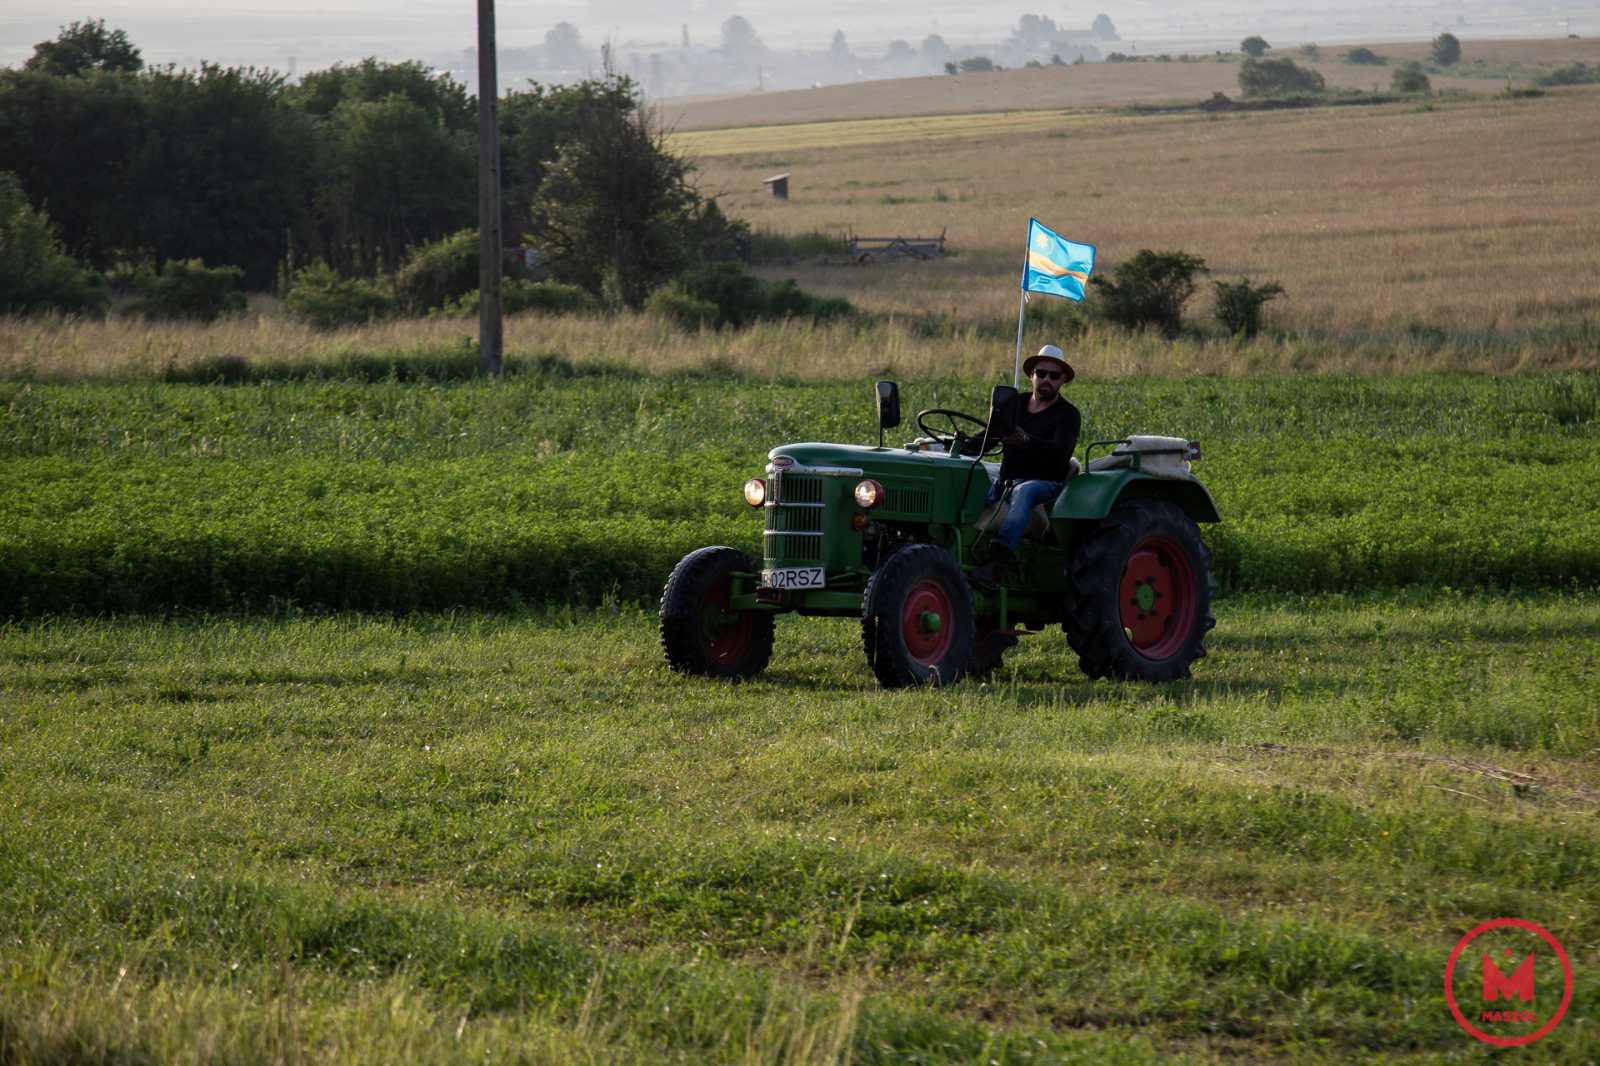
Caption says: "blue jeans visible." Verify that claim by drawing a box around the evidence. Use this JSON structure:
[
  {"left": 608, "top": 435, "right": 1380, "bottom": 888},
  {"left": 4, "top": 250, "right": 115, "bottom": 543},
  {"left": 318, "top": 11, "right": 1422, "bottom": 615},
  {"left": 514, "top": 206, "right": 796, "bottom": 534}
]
[{"left": 985, "top": 479, "right": 1063, "bottom": 550}]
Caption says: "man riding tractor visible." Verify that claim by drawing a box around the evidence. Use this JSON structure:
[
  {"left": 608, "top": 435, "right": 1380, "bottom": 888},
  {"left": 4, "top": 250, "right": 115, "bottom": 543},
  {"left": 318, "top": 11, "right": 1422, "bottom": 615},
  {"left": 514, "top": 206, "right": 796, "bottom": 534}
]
[
  {"left": 967, "top": 344, "right": 1079, "bottom": 588},
  {"left": 660, "top": 341, "right": 1218, "bottom": 687}
]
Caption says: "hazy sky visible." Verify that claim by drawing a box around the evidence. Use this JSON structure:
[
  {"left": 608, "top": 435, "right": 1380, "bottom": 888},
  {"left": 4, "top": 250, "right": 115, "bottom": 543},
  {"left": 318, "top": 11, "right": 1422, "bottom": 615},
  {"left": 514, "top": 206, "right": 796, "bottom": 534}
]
[{"left": 4, "top": 2, "right": 1595, "bottom": 80}]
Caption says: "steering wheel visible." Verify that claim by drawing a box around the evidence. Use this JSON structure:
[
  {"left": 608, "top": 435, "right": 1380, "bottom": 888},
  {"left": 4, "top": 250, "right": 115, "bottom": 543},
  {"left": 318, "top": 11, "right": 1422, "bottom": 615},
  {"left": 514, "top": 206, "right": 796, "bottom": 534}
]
[{"left": 916, "top": 408, "right": 1000, "bottom": 456}]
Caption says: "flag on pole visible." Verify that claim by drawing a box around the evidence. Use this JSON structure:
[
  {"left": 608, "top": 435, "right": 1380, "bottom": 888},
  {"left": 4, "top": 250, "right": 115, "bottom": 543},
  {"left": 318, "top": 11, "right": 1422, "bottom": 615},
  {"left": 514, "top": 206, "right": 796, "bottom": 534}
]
[{"left": 1021, "top": 218, "right": 1095, "bottom": 301}]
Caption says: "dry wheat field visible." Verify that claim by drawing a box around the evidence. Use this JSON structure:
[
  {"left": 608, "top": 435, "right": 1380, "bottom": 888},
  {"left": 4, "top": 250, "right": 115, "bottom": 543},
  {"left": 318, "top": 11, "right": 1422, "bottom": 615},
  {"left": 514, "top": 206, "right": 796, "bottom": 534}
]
[
  {"left": 682, "top": 87, "right": 1600, "bottom": 348},
  {"left": 666, "top": 37, "right": 1600, "bottom": 130}
]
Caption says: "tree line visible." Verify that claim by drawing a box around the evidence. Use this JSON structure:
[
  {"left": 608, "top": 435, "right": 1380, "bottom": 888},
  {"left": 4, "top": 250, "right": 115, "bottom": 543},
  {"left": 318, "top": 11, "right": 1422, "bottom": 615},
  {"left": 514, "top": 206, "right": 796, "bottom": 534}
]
[{"left": 2, "top": 20, "right": 739, "bottom": 308}]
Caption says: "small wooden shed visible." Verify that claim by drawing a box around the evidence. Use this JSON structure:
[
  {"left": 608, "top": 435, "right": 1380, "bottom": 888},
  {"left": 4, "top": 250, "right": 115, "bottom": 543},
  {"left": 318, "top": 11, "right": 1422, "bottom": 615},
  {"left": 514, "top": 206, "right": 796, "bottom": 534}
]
[{"left": 762, "top": 173, "right": 790, "bottom": 200}]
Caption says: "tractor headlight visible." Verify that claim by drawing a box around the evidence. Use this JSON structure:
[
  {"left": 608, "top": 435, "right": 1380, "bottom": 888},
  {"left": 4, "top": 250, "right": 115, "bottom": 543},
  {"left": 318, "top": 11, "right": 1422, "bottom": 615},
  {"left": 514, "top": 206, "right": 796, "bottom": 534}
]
[
  {"left": 742, "top": 478, "right": 767, "bottom": 507},
  {"left": 853, "top": 479, "right": 885, "bottom": 509}
]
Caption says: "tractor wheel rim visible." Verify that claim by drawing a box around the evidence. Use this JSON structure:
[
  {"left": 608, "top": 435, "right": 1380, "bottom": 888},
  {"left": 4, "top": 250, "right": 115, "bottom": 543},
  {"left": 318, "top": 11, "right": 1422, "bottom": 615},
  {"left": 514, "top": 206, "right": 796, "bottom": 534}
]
[
  {"left": 702, "top": 579, "right": 752, "bottom": 665},
  {"left": 1119, "top": 535, "right": 1196, "bottom": 660},
  {"left": 901, "top": 579, "right": 954, "bottom": 665}
]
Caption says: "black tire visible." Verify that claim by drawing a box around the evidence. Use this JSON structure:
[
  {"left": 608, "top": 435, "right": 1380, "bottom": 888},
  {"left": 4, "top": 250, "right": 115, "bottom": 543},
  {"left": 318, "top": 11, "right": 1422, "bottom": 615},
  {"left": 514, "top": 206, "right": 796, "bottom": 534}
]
[
  {"left": 660, "top": 546, "right": 774, "bottom": 680},
  {"left": 967, "top": 624, "right": 1020, "bottom": 682},
  {"left": 861, "top": 544, "right": 976, "bottom": 688},
  {"left": 1063, "top": 500, "right": 1215, "bottom": 682}
]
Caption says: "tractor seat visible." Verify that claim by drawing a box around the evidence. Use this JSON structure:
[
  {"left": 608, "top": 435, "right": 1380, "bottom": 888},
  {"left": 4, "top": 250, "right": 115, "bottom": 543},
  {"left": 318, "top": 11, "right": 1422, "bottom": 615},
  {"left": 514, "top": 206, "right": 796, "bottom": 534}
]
[{"left": 976, "top": 458, "right": 1081, "bottom": 541}]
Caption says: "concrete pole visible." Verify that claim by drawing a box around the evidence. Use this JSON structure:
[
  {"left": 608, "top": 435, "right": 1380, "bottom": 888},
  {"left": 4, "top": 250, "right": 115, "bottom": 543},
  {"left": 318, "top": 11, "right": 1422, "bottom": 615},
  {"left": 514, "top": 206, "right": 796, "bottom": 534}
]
[{"left": 476, "top": 0, "right": 503, "bottom": 377}]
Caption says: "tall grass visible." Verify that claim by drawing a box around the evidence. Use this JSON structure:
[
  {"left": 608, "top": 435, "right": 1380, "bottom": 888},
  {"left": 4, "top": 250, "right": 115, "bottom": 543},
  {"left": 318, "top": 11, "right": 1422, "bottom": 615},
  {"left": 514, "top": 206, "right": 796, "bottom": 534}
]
[{"left": 3, "top": 303, "right": 1594, "bottom": 385}]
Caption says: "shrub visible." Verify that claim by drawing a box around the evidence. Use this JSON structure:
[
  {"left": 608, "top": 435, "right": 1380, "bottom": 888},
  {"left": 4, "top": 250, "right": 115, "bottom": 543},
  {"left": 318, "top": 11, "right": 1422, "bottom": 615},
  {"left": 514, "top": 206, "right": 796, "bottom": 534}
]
[
  {"left": 1089, "top": 249, "right": 1208, "bottom": 338},
  {"left": 1238, "top": 57, "right": 1326, "bottom": 96},
  {"left": 645, "top": 284, "right": 718, "bottom": 330},
  {"left": 958, "top": 57, "right": 995, "bottom": 73},
  {"left": 285, "top": 262, "right": 396, "bottom": 330},
  {"left": 1240, "top": 36, "right": 1270, "bottom": 58},
  {"left": 436, "top": 279, "right": 599, "bottom": 317},
  {"left": 1299, "top": 44, "right": 1321, "bottom": 59},
  {"left": 1214, "top": 278, "right": 1285, "bottom": 338},
  {"left": 1431, "top": 32, "right": 1461, "bottom": 66},
  {"left": 761, "top": 280, "right": 853, "bottom": 322},
  {"left": 749, "top": 229, "right": 847, "bottom": 261},
  {"left": 1345, "top": 47, "right": 1386, "bottom": 66},
  {"left": 1534, "top": 63, "right": 1600, "bottom": 87},
  {"left": 0, "top": 173, "right": 108, "bottom": 315},
  {"left": 1391, "top": 62, "right": 1431, "bottom": 94},
  {"left": 652, "top": 263, "right": 855, "bottom": 330},
  {"left": 126, "top": 259, "right": 246, "bottom": 322},
  {"left": 394, "top": 229, "right": 478, "bottom": 314}
]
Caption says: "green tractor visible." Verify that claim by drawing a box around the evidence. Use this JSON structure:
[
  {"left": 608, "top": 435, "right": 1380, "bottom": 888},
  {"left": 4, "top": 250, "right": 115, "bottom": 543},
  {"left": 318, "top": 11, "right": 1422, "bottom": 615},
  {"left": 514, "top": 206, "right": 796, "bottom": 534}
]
[{"left": 660, "top": 382, "right": 1219, "bottom": 687}]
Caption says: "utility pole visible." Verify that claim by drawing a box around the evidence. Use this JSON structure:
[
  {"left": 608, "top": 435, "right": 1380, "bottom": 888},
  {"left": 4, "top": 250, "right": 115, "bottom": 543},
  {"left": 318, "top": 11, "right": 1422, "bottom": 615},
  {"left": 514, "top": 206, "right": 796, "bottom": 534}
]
[{"left": 476, "top": 0, "right": 503, "bottom": 377}]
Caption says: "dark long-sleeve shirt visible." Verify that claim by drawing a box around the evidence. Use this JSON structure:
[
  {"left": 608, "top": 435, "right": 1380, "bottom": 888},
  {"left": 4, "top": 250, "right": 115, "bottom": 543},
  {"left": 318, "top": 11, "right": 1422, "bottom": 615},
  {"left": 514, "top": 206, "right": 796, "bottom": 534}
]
[{"left": 985, "top": 393, "right": 1081, "bottom": 484}]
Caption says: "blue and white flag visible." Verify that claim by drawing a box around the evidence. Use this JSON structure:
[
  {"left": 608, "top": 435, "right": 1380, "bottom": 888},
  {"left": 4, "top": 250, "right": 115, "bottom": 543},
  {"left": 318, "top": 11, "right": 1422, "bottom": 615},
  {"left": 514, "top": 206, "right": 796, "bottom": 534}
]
[{"left": 1021, "top": 218, "right": 1095, "bottom": 302}]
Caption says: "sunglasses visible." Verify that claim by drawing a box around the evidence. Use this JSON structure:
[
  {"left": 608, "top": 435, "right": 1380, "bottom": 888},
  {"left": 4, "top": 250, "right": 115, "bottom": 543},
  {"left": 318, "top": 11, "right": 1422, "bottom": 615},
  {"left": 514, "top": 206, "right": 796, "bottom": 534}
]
[{"left": 1033, "top": 368, "right": 1065, "bottom": 381}]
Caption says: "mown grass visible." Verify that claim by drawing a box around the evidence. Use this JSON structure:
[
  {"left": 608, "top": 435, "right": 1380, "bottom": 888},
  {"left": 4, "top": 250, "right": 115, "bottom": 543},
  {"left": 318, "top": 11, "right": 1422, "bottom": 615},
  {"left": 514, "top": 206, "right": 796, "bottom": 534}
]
[
  {"left": 2, "top": 373, "right": 1597, "bottom": 616},
  {"left": 2, "top": 595, "right": 1596, "bottom": 1063}
]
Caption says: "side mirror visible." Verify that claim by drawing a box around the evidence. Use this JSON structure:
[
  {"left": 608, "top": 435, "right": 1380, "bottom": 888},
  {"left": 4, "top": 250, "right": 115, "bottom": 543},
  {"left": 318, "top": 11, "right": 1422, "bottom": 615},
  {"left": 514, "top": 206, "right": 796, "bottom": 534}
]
[{"left": 875, "top": 380, "right": 901, "bottom": 431}]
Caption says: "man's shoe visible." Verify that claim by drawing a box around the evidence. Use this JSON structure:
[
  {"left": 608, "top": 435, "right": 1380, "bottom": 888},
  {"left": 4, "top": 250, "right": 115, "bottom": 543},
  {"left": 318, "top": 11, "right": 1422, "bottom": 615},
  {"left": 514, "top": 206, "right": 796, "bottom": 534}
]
[{"left": 969, "top": 544, "right": 1014, "bottom": 588}]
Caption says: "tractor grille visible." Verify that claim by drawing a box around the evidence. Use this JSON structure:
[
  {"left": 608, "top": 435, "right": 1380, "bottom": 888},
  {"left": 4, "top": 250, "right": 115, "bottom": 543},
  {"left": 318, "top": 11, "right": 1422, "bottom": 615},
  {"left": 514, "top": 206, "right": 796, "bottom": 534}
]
[
  {"left": 772, "top": 473, "right": 825, "bottom": 506},
  {"left": 765, "top": 473, "right": 828, "bottom": 565},
  {"left": 764, "top": 532, "right": 823, "bottom": 562},
  {"left": 766, "top": 506, "right": 824, "bottom": 533},
  {"left": 886, "top": 484, "right": 931, "bottom": 513}
]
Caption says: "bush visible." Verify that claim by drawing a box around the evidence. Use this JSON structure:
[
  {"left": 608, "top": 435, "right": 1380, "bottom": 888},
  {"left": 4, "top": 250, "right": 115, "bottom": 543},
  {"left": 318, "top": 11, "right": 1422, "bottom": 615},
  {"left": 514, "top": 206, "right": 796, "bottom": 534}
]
[
  {"left": 1431, "top": 32, "right": 1461, "bottom": 66},
  {"left": 1535, "top": 63, "right": 1600, "bottom": 87},
  {"left": 1299, "top": 44, "right": 1321, "bottom": 59},
  {"left": 1391, "top": 62, "right": 1432, "bottom": 94},
  {"left": 645, "top": 284, "right": 719, "bottom": 330},
  {"left": 394, "top": 229, "right": 478, "bottom": 314},
  {"left": 958, "top": 57, "right": 995, "bottom": 73},
  {"left": 0, "top": 173, "right": 108, "bottom": 315},
  {"left": 1240, "top": 36, "right": 1270, "bottom": 58},
  {"left": 126, "top": 259, "right": 246, "bottom": 322},
  {"left": 285, "top": 261, "right": 396, "bottom": 330},
  {"left": 436, "top": 279, "right": 599, "bottom": 318},
  {"left": 1238, "top": 57, "right": 1326, "bottom": 96},
  {"left": 651, "top": 263, "right": 855, "bottom": 330},
  {"left": 1213, "top": 278, "right": 1285, "bottom": 339},
  {"left": 749, "top": 229, "right": 847, "bottom": 261},
  {"left": 1089, "top": 250, "right": 1207, "bottom": 338},
  {"left": 1345, "top": 47, "right": 1386, "bottom": 66}
]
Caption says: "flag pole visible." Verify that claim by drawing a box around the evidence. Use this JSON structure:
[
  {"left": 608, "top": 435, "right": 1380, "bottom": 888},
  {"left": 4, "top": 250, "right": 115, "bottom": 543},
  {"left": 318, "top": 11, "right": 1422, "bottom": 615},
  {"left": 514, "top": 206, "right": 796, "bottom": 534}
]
[{"left": 1012, "top": 290, "right": 1026, "bottom": 389}]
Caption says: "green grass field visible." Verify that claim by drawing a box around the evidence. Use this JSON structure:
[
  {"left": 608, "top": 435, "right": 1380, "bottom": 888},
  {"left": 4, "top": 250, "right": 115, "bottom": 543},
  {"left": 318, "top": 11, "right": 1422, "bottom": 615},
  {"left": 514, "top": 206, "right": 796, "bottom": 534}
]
[
  {"left": 4, "top": 372, "right": 1599, "bottom": 616},
  {"left": 3, "top": 365, "right": 1598, "bottom": 1062},
  {"left": 3, "top": 596, "right": 1597, "bottom": 1063}
]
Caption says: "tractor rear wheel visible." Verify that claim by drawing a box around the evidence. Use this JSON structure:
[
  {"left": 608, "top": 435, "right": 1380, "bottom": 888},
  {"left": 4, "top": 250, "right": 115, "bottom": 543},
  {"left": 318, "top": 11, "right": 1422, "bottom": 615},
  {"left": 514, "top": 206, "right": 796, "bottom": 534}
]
[
  {"left": 660, "top": 546, "right": 774, "bottom": 680},
  {"left": 862, "top": 544, "right": 975, "bottom": 688},
  {"left": 1063, "top": 500, "right": 1215, "bottom": 681}
]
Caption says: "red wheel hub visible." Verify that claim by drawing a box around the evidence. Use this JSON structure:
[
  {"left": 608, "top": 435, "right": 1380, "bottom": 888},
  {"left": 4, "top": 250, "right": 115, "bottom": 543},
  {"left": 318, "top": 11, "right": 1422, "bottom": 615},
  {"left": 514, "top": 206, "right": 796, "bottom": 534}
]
[
  {"left": 900, "top": 578, "right": 954, "bottom": 665},
  {"left": 1119, "top": 535, "right": 1197, "bottom": 660},
  {"left": 700, "top": 578, "right": 753, "bottom": 665}
]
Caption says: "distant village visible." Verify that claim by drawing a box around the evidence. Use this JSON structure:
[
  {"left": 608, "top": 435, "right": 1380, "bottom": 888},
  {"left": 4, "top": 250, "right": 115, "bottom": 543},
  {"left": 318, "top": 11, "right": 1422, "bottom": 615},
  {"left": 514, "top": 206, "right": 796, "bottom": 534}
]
[{"left": 450, "top": 14, "right": 1121, "bottom": 99}]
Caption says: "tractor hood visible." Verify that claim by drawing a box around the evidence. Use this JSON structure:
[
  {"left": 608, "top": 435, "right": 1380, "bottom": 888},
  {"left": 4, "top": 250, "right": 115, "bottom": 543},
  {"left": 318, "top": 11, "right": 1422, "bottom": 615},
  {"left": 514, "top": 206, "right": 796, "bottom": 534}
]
[{"left": 767, "top": 442, "right": 985, "bottom": 478}]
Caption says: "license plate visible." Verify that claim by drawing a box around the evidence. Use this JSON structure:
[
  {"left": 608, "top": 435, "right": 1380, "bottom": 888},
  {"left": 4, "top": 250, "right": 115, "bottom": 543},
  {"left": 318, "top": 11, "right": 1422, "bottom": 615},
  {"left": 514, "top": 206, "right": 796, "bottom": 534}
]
[{"left": 762, "top": 566, "right": 825, "bottom": 590}]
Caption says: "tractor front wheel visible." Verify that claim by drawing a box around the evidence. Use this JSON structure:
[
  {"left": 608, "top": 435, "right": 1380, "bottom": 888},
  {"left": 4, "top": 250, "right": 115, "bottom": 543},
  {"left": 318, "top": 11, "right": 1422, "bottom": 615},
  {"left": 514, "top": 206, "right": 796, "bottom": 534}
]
[
  {"left": 660, "top": 546, "right": 774, "bottom": 680},
  {"left": 862, "top": 544, "right": 976, "bottom": 688},
  {"left": 1063, "top": 500, "right": 1215, "bottom": 681}
]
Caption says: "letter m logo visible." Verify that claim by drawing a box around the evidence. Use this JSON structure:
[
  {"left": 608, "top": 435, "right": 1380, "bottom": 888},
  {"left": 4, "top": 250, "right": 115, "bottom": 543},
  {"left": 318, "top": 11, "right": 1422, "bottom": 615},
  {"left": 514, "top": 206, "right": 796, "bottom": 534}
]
[{"left": 1482, "top": 953, "right": 1535, "bottom": 1002}]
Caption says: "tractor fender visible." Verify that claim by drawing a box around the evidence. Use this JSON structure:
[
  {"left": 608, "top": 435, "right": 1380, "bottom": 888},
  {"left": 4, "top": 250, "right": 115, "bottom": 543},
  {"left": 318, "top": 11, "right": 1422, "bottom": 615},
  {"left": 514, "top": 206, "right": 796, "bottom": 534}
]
[{"left": 1050, "top": 470, "right": 1222, "bottom": 524}]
